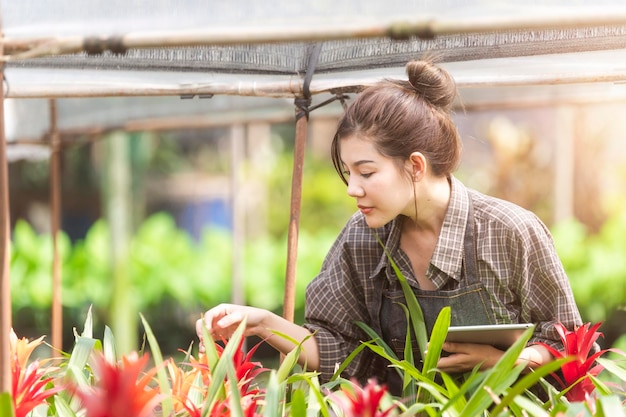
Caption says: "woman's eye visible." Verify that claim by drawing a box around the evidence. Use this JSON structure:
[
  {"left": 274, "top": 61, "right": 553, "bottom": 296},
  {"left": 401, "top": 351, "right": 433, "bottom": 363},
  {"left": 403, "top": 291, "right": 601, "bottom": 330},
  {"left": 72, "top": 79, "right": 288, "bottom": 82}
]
[{"left": 361, "top": 173, "right": 373, "bottom": 178}]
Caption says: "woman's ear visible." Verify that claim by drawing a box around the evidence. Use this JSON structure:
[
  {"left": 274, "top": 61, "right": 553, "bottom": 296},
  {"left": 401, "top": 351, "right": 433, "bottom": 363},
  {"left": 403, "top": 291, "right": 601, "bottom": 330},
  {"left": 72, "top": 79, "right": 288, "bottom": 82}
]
[{"left": 409, "top": 152, "right": 427, "bottom": 181}]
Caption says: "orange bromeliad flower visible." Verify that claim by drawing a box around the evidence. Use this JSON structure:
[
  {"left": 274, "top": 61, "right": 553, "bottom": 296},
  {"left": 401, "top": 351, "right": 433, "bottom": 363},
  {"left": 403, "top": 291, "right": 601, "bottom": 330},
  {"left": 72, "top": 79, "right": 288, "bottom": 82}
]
[
  {"left": 10, "top": 329, "right": 63, "bottom": 417},
  {"left": 167, "top": 358, "right": 204, "bottom": 417},
  {"left": 74, "top": 351, "right": 162, "bottom": 417}
]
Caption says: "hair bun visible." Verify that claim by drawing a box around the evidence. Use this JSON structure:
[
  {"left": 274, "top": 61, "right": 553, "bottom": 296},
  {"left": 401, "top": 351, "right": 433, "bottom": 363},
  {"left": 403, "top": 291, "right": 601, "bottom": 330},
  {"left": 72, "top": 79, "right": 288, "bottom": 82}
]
[{"left": 405, "top": 60, "right": 457, "bottom": 110}]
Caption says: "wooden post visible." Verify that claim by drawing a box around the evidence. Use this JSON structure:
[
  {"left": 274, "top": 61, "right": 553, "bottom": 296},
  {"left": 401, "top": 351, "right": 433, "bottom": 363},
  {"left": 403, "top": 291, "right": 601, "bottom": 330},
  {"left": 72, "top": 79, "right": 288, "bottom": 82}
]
[
  {"left": 49, "top": 99, "right": 63, "bottom": 353},
  {"left": 283, "top": 113, "right": 307, "bottom": 323},
  {"left": 0, "top": 7, "right": 13, "bottom": 392}
]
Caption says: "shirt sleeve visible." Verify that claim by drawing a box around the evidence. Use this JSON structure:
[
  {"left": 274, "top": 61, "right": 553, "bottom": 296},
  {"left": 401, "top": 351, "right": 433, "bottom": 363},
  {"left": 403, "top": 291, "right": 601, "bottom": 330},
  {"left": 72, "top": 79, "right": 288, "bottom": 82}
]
[
  {"left": 509, "top": 211, "right": 584, "bottom": 349},
  {"left": 302, "top": 220, "right": 375, "bottom": 383}
]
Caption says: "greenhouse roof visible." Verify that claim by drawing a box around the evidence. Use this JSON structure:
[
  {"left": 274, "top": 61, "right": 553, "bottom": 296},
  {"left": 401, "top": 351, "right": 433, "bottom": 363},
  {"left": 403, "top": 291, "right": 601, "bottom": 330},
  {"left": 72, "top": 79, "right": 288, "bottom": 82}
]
[
  {"left": 4, "top": 0, "right": 626, "bottom": 155},
  {"left": 4, "top": 0, "right": 626, "bottom": 100}
]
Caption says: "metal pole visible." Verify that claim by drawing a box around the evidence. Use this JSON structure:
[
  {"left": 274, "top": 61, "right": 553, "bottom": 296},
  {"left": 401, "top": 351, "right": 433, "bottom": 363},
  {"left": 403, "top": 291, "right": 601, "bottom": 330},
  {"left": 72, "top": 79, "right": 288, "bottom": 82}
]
[
  {"left": 49, "top": 99, "right": 63, "bottom": 353},
  {"left": 0, "top": 6, "right": 13, "bottom": 393}
]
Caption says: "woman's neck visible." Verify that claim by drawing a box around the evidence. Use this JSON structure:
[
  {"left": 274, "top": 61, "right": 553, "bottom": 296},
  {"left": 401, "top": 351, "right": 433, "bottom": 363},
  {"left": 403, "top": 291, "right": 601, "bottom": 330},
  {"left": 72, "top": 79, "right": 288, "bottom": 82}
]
[{"left": 406, "top": 175, "right": 451, "bottom": 234}]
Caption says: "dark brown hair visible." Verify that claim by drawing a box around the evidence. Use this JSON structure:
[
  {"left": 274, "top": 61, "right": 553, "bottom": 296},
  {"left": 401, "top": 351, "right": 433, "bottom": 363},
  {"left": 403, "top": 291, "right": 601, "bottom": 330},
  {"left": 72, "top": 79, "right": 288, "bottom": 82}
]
[{"left": 331, "top": 60, "right": 461, "bottom": 184}]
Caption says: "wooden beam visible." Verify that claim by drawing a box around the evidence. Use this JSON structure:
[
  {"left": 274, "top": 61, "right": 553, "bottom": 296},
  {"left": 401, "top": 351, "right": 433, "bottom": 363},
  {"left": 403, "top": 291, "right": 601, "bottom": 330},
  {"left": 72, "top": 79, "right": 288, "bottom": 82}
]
[{"left": 0, "top": 8, "right": 12, "bottom": 394}]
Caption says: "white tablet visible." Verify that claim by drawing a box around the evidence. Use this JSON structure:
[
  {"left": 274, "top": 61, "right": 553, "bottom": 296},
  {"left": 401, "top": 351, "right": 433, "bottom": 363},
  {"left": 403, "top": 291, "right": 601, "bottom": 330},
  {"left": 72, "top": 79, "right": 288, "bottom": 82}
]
[{"left": 444, "top": 323, "right": 534, "bottom": 349}]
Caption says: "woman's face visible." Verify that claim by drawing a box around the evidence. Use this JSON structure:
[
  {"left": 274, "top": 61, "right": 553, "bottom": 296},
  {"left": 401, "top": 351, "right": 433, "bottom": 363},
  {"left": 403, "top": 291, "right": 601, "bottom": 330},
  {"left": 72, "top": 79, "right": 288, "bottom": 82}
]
[{"left": 340, "top": 135, "right": 415, "bottom": 228}]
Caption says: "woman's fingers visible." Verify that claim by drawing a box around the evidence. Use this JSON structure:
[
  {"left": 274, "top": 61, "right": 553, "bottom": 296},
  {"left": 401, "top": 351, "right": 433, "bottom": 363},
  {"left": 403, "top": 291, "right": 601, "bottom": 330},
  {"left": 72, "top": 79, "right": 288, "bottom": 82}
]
[{"left": 196, "top": 304, "right": 247, "bottom": 345}]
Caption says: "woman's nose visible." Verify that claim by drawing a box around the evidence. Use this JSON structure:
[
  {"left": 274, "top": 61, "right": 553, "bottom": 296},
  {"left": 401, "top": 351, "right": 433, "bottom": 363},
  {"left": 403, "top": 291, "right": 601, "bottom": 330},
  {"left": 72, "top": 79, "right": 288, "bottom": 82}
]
[{"left": 346, "top": 179, "right": 364, "bottom": 198}]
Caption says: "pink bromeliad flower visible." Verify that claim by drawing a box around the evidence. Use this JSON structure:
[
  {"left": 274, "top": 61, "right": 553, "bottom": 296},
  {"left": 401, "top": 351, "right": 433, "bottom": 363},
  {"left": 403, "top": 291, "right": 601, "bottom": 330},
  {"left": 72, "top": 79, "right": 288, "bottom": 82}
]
[{"left": 329, "top": 378, "right": 397, "bottom": 417}]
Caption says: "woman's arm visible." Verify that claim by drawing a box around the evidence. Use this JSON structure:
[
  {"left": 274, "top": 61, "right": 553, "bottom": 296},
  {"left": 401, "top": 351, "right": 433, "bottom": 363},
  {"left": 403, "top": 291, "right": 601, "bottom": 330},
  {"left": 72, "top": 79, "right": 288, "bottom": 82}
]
[{"left": 196, "top": 303, "right": 320, "bottom": 370}]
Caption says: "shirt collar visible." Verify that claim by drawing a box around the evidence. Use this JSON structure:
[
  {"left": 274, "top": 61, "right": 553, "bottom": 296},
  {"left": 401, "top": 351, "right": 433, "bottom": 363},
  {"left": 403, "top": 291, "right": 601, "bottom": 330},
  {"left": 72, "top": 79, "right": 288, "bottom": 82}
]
[{"left": 430, "top": 175, "right": 469, "bottom": 283}]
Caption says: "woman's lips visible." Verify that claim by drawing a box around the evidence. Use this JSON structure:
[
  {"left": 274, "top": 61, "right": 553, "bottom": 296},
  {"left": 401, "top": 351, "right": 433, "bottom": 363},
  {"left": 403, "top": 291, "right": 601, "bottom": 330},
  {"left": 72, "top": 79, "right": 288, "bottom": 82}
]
[{"left": 358, "top": 205, "right": 373, "bottom": 215}]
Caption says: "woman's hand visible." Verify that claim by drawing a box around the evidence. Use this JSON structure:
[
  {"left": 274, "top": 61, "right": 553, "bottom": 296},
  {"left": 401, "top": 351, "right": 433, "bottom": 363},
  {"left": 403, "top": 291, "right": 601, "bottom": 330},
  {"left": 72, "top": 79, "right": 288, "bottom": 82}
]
[
  {"left": 436, "top": 342, "right": 504, "bottom": 373},
  {"left": 195, "top": 303, "right": 320, "bottom": 371},
  {"left": 195, "top": 303, "right": 270, "bottom": 350},
  {"left": 435, "top": 343, "right": 553, "bottom": 374}
]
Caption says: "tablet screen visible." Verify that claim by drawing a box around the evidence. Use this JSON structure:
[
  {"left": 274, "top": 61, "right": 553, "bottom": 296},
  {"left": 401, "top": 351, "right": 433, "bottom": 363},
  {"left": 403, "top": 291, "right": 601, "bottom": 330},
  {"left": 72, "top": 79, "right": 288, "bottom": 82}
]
[{"left": 444, "top": 323, "right": 534, "bottom": 349}]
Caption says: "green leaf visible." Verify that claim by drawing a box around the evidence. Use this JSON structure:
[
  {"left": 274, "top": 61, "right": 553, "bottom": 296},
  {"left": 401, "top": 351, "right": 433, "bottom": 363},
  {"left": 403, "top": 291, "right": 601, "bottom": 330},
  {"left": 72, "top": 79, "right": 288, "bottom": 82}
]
[
  {"left": 460, "top": 326, "right": 534, "bottom": 417},
  {"left": 226, "top": 362, "right": 244, "bottom": 417},
  {"left": 51, "top": 395, "right": 79, "bottom": 417},
  {"left": 139, "top": 313, "right": 173, "bottom": 417},
  {"left": 329, "top": 336, "right": 376, "bottom": 382},
  {"left": 263, "top": 371, "right": 284, "bottom": 417},
  {"left": 80, "top": 305, "right": 94, "bottom": 339},
  {"left": 288, "top": 388, "right": 307, "bottom": 417},
  {"left": 0, "top": 392, "right": 15, "bottom": 417},
  {"left": 354, "top": 321, "right": 398, "bottom": 362},
  {"left": 276, "top": 345, "right": 301, "bottom": 383},
  {"left": 202, "top": 319, "right": 246, "bottom": 417},
  {"left": 439, "top": 372, "right": 465, "bottom": 414},
  {"left": 490, "top": 356, "right": 569, "bottom": 416},
  {"left": 289, "top": 373, "right": 330, "bottom": 417},
  {"left": 423, "top": 306, "right": 451, "bottom": 375},
  {"left": 102, "top": 325, "right": 117, "bottom": 363},
  {"left": 597, "top": 356, "right": 626, "bottom": 383},
  {"left": 595, "top": 394, "right": 626, "bottom": 417},
  {"left": 510, "top": 394, "right": 550, "bottom": 417},
  {"left": 398, "top": 302, "right": 418, "bottom": 399},
  {"left": 587, "top": 373, "right": 612, "bottom": 396},
  {"left": 198, "top": 316, "right": 221, "bottom": 376},
  {"left": 66, "top": 336, "right": 99, "bottom": 388},
  {"left": 374, "top": 234, "right": 429, "bottom": 363},
  {"left": 187, "top": 372, "right": 205, "bottom": 409}
]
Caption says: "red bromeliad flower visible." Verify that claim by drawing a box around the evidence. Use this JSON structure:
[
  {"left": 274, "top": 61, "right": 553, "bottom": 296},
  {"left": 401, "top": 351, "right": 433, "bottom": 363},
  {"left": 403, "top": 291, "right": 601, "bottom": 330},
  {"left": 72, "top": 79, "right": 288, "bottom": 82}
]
[
  {"left": 10, "top": 329, "right": 63, "bottom": 417},
  {"left": 173, "top": 337, "right": 267, "bottom": 417},
  {"left": 536, "top": 321, "right": 617, "bottom": 402},
  {"left": 329, "top": 378, "right": 396, "bottom": 417},
  {"left": 74, "top": 351, "right": 162, "bottom": 417},
  {"left": 188, "top": 336, "right": 267, "bottom": 395}
]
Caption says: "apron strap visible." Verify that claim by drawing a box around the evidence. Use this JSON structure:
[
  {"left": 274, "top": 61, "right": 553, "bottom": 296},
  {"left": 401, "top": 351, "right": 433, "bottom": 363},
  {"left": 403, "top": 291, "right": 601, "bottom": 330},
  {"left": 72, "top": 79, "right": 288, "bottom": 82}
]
[{"left": 462, "top": 192, "right": 479, "bottom": 285}]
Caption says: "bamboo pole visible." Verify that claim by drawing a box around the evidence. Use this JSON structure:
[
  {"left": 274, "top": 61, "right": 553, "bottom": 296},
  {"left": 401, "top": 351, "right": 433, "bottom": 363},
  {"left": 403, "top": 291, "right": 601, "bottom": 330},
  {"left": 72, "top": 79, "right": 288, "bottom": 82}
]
[
  {"left": 5, "top": 11, "right": 626, "bottom": 59},
  {"left": 0, "top": 7, "right": 12, "bottom": 393},
  {"left": 553, "top": 106, "right": 576, "bottom": 223},
  {"left": 7, "top": 68, "right": 626, "bottom": 100},
  {"left": 106, "top": 131, "right": 136, "bottom": 355},
  {"left": 230, "top": 124, "right": 245, "bottom": 308},
  {"left": 49, "top": 99, "right": 63, "bottom": 354}
]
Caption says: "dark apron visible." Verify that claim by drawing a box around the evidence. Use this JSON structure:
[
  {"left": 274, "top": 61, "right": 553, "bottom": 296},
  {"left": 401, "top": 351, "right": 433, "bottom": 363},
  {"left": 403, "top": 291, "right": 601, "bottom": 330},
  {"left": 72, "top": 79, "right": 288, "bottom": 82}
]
[{"left": 367, "top": 197, "right": 497, "bottom": 395}]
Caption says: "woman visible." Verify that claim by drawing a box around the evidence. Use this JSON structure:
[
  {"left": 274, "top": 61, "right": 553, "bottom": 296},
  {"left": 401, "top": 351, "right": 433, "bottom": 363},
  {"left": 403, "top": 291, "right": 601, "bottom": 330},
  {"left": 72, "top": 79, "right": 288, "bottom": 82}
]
[{"left": 196, "top": 60, "right": 584, "bottom": 392}]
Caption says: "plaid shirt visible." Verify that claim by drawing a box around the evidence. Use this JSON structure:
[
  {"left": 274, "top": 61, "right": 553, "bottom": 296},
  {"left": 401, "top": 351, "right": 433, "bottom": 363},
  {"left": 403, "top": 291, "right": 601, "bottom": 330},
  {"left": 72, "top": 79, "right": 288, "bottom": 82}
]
[{"left": 303, "top": 176, "right": 583, "bottom": 382}]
